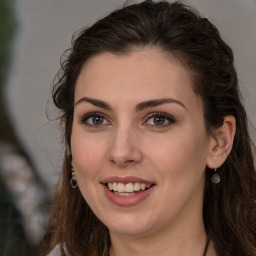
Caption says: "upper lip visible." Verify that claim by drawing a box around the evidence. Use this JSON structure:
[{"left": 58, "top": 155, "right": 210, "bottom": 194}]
[{"left": 102, "top": 176, "right": 155, "bottom": 184}]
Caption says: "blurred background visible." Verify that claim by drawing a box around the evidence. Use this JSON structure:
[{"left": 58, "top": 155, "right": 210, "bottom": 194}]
[{"left": 0, "top": 0, "right": 255, "bottom": 255}]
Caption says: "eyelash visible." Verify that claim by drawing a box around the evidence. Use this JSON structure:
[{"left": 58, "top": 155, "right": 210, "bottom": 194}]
[
  {"left": 79, "top": 112, "right": 176, "bottom": 128},
  {"left": 144, "top": 112, "right": 176, "bottom": 128},
  {"left": 79, "top": 112, "right": 109, "bottom": 126}
]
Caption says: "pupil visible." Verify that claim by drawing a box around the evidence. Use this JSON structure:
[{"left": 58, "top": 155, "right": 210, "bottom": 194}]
[
  {"left": 93, "top": 116, "right": 103, "bottom": 125},
  {"left": 154, "top": 116, "right": 165, "bottom": 125}
]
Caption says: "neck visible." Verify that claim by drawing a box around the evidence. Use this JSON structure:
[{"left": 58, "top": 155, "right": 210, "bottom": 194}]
[{"left": 109, "top": 210, "right": 208, "bottom": 256}]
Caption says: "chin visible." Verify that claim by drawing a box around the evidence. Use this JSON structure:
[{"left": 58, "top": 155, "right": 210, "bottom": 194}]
[
  {"left": 102, "top": 212, "right": 155, "bottom": 237},
  {"left": 109, "top": 224, "right": 150, "bottom": 237}
]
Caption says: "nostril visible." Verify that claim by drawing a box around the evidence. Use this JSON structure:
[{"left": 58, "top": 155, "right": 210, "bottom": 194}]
[{"left": 125, "top": 160, "right": 134, "bottom": 163}]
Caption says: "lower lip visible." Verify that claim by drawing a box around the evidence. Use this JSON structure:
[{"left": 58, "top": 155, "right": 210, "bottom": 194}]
[{"left": 103, "top": 185, "right": 154, "bottom": 207}]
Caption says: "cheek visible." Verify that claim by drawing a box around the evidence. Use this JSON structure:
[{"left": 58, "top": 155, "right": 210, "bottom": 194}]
[
  {"left": 146, "top": 128, "right": 209, "bottom": 180},
  {"left": 70, "top": 131, "right": 106, "bottom": 207},
  {"left": 145, "top": 131, "right": 208, "bottom": 215},
  {"left": 71, "top": 129, "right": 107, "bottom": 180}
]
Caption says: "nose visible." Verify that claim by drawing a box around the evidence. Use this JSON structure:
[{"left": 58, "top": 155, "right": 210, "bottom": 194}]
[{"left": 108, "top": 125, "right": 143, "bottom": 168}]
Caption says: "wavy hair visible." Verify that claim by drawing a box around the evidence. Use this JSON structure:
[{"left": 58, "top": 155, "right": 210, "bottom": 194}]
[{"left": 40, "top": 1, "right": 256, "bottom": 255}]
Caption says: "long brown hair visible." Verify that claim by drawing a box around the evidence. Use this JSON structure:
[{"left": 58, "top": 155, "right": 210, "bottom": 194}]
[{"left": 40, "top": 1, "right": 256, "bottom": 255}]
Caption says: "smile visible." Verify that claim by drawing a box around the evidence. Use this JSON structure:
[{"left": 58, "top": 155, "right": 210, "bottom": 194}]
[
  {"left": 106, "top": 182, "right": 153, "bottom": 196},
  {"left": 102, "top": 177, "right": 155, "bottom": 206}
]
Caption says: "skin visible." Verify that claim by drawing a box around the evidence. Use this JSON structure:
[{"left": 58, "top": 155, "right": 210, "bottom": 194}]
[{"left": 71, "top": 48, "right": 234, "bottom": 256}]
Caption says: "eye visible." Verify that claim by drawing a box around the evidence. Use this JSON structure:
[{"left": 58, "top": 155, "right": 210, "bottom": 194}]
[
  {"left": 80, "top": 112, "right": 109, "bottom": 126},
  {"left": 145, "top": 113, "right": 175, "bottom": 127}
]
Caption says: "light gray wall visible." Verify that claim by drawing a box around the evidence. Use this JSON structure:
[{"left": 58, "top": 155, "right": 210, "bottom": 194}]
[{"left": 6, "top": 0, "right": 256, "bottom": 192}]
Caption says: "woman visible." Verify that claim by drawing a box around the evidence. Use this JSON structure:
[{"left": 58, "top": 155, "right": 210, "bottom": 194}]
[{"left": 40, "top": 1, "right": 256, "bottom": 255}]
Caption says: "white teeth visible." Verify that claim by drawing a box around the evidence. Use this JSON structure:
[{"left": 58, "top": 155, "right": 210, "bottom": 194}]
[
  {"left": 140, "top": 183, "right": 146, "bottom": 190},
  {"left": 107, "top": 182, "right": 152, "bottom": 193},
  {"left": 108, "top": 183, "right": 113, "bottom": 190},
  {"left": 114, "top": 192, "right": 136, "bottom": 196},
  {"left": 117, "top": 183, "right": 125, "bottom": 192},
  {"left": 134, "top": 182, "right": 141, "bottom": 191},
  {"left": 113, "top": 182, "right": 118, "bottom": 192},
  {"left": 125, "top": 183, "right": 134, "bottom": 192}
]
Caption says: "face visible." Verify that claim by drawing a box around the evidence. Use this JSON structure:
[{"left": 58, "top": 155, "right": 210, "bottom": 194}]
[{"left": 71, "top": 48, "right": 213, "bottom": 238}]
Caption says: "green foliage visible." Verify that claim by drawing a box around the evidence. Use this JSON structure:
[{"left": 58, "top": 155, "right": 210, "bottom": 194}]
[
  {"left": 0, "top": 0, "right": 16, "bottom": 80},
  {"left": 0, "top": 0, "right": 22, "bottom": 150},
  {"left": 0, "top": 0, "right": 37, "bottom": 255}
]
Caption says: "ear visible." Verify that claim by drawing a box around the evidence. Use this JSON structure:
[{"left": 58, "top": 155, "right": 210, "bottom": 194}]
[{"left": 206, "top": 115, "right": 236, "bottom": 169}]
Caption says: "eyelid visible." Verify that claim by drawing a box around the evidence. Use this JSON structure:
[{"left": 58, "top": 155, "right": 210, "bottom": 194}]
[
  {"left": 79, "top": 112, "right": 110, "bottom": 126},
  {"left": 143, "top": 112, "right": 176, "bottom": 127},
  {"left": 79, "top": 111, "right": 176, "bottom": 128}
]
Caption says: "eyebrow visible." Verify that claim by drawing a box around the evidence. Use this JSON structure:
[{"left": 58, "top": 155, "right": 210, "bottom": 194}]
[
  {"left": 75, "top": 97, "right": 186, "bottom": 111},
  {"left": 75, "top": 97, "right": 112, "bottom": 111},
  {"left": 135, "top": 98, "right": 186, "bottom": 111}
]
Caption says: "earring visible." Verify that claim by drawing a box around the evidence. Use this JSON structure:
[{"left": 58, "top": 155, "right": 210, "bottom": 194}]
[
  {"left": 211, "top": 168, "right": 220, "bottom": 184},
  {"left": 70, "top": 168, "right": 78, "bottom": 188}
]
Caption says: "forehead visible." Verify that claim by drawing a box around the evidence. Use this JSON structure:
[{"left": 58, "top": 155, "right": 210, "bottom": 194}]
[{"left": 74, "top": 47, "right": 200, "bottom": 108}]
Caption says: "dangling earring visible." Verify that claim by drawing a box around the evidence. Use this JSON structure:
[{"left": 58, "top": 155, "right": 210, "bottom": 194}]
[
  {"left": 70, "top": 168, "right": 78, "bottom": 188},
  {"left": 211, "top": 168, "right": 220, "bottom": 184}
]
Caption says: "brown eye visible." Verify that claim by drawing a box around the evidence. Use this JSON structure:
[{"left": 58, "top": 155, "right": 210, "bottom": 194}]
[
  {"left": 145, "top": 113, "right": 176, "bottom": 127},
  {"left": 92, "top": 116, "right": 104, "bottom": 125},
  {"left": 80, "top": 113, "right": 109, "bottom": 126},
  {"left": 153, "top": 116, "right": 166, "bottom": 126}
]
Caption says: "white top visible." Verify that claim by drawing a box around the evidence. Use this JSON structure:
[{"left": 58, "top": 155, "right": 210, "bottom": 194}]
[{"left": 46, "top": 244, "right": 71, "bottom": 256}]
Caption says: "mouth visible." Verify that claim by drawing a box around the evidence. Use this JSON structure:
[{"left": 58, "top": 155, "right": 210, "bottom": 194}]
[
  {"left": 104, "top": 182, "right": 154, "bottom": 196},
  {"left": 102, "top": 177, "right": 155, "bottom": 206}
]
